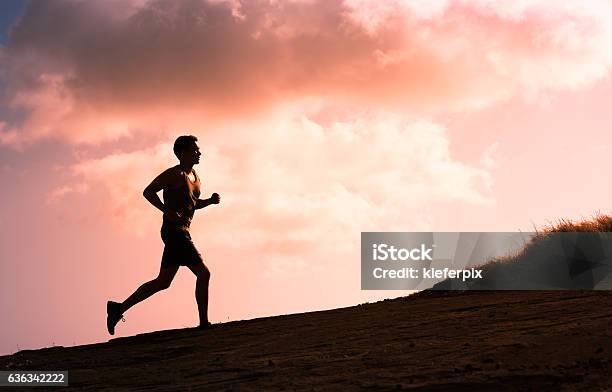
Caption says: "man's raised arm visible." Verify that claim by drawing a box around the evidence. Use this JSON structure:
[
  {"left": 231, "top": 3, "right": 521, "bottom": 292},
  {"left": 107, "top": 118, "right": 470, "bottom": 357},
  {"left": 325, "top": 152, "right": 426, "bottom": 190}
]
[{"left": 143, "top": 169, "right": 178, "bottom": 215}]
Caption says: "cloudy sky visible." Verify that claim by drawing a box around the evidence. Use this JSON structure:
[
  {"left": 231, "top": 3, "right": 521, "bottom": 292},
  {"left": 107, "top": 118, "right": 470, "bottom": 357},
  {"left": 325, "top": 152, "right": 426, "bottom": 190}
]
[{"left": 2, "top": 0, "right": 612, "bottom": 355}]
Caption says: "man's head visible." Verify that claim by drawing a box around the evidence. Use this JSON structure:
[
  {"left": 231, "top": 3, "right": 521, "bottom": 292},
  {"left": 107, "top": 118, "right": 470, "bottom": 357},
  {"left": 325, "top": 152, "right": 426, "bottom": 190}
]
[{"left": 173, "top": 135, "right": 201, "bottom": 165}]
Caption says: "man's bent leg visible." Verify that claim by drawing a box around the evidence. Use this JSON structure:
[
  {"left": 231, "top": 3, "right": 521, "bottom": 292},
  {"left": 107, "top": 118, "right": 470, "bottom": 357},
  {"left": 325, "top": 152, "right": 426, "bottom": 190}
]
[
  {"left": 121, "top": 266, "right": 179, "bottom": 313},
  {"left": 187, "top": 262, "right": 211, "bottom": 325}
]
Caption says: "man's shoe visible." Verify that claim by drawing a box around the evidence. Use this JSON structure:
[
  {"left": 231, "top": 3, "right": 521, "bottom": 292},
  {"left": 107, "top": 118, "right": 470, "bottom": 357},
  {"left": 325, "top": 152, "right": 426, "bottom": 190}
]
[{"left": 106, "top": 301, "right": 125, "bottom": 335}]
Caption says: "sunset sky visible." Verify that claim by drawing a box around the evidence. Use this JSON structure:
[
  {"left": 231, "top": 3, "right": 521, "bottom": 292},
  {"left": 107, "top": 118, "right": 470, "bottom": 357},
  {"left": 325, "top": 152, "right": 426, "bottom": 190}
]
[{"left": 2, "top": 0, "right": 612, "bottom": 355}]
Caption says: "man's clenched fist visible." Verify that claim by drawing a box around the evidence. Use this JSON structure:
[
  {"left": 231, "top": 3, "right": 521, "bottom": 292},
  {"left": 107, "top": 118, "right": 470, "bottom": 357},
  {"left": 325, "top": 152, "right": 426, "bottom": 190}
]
[{"left": 210, "top": 193, "right": 221, "bottom": 204}]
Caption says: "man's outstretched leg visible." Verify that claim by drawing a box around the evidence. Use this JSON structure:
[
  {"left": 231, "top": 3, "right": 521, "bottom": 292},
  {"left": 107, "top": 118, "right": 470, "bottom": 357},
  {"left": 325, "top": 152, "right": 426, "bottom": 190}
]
[
  {"left": 107, "top": 266, "right": 179, "bottom": 335},
  {"left": 187, "top": 262, "right": 211, "bottom": 327}
]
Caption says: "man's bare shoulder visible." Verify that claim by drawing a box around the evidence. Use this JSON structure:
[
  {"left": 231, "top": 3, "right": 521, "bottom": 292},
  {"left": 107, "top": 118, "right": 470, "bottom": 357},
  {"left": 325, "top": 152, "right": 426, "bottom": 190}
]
[
  {"left": 161, "top": 165, "right": 181, "bottom": 176},
  {"left": 144, "top": 165, "right": 184, "bottom": 194},
  {"left": 160, "top": 166, "right": 184, "bottom": 189}
]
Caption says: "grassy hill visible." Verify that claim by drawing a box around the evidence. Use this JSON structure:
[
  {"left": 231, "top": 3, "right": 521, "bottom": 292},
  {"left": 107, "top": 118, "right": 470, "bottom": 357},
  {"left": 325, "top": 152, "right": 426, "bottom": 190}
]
[{"left": 431, "top": 214, "right": 612, "bottom": 290}]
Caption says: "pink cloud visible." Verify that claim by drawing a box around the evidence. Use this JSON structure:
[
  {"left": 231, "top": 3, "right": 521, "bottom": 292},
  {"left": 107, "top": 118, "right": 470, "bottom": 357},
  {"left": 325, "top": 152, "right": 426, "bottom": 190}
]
[
  {"left": 1, "top": 0, "right": 611, "bottom": 145},
  {"left": 54, "top": 111, "right": 494, "bottom": 277}
]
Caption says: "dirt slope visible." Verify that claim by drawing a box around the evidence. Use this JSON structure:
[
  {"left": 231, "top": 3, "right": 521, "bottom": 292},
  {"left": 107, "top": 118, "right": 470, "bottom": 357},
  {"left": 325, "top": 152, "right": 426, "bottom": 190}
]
[{"left": 2, "top": 291, "right": 612, "bottom": 391}]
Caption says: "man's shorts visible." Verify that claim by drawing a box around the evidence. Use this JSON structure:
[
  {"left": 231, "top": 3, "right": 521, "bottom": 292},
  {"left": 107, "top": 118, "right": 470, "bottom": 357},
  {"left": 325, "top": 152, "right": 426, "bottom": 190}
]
[{"left": 160, "top": 227, "right": 203, "bottom": 268}]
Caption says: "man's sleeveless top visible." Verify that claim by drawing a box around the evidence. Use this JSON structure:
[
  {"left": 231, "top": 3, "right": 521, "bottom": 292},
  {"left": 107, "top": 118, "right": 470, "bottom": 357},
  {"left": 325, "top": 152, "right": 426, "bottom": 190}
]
[{"left": 162, "top": 166, "right": 201, "bottom": 231}]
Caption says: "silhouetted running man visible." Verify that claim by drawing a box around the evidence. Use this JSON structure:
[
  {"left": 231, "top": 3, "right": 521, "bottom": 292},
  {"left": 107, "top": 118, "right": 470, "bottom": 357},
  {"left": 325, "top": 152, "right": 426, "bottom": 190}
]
[{"left": 106, "top": 135, "right": 220, "bottom": 335}]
